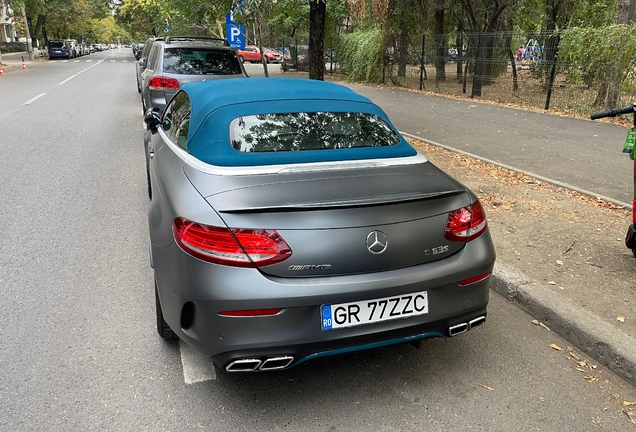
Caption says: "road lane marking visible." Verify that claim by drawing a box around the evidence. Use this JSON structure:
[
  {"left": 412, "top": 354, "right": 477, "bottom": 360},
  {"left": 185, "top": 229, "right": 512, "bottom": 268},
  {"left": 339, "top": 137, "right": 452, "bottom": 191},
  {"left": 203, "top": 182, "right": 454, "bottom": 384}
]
[
  {"left": 58, "top": 59, "right": 106, "bottom": 85},
  {"left": 180, "top": 340, "right": 216, "bottom": 384},
  {"left": 73, "top": 60, "right": 80, "bottom": 62},
  {"left": 110, "top": 60, "right": 115, "bottom": 63},
  {"left": 122, "top": 60, "right": 128, "bottom": 63},
  {"left": 59, "top": 74, "right": 78, "bottom": 85},
  {"left": 86, "top": 60, "right": 93, "bottom": 62},
  {"left": 24, "top": 93, "right": 46, "bottom": 105}
]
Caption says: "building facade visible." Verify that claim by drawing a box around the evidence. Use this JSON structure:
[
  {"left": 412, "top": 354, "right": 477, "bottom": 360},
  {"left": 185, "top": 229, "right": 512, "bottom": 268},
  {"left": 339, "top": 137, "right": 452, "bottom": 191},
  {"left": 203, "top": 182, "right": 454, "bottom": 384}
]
[{"left": 0, "top": 1, "right": 17, "bottom": 43}]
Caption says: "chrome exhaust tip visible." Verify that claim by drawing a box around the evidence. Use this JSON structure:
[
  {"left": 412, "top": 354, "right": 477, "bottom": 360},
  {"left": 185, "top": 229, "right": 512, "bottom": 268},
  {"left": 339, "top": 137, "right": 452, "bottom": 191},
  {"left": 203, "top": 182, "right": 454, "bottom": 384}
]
[
  {"left": 449, "top": 322, "right": 469, "bottom": 336},
  {"left": 259, "top": 356, "right": 294, "bottom": 371},
  {"left": 226, "top": 359, "right": 262, "bottom": 372},
  {"left": 469, "top": 316, "right": 486, "bottom": 329}
]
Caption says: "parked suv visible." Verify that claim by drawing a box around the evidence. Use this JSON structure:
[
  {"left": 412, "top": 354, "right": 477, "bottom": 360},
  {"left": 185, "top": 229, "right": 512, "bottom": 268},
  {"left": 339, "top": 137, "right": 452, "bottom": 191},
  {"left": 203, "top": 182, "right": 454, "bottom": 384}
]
[
  {"left": 48, "top": 39, "right": 72, "bottom": 59},
  {"left": 139, "top": 36, "right": 248, "bottom": 114},
  {"left": 136, "top": 37, "right": 163, "bottom": 93}
]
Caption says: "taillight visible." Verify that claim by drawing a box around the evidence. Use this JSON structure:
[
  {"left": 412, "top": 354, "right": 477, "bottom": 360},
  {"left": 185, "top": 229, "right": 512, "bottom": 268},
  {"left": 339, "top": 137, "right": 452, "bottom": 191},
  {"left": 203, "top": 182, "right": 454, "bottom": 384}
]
[
  {"left": 444, "top": 200, "right": 488, "bottom": 242},
  {"left": 149, "top": 76, "right": 180, "bottom": 90},
  {"left": 173, "top": 218, "right": 292, "bottom": 267}
]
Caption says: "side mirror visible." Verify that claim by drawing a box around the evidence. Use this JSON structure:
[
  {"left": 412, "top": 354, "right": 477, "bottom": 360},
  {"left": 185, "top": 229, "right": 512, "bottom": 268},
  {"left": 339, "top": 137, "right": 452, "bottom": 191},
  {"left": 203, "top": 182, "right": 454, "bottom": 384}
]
[
  {"left": 144, "top": 107, "right": 161, "bottom": 134},
  {"left": 139, "top": 58, "right": 147, "bottom": 68}
]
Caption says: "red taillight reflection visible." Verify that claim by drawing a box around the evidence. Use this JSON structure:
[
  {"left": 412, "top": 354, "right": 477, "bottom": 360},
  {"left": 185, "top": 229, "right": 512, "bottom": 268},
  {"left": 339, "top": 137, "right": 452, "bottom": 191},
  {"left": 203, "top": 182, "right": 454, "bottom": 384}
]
[
  {"left": 219, "top": 308, "right": 282, "bottom": 317},
  {"left": 149, "top": 76, "right": 180, "bottom": 90},
  {"left": 458, "top": 272, "right": 491, "bottom": 286},
  {"left": 172, "top": 218, "right": 292, "bottom": 267},
  {"left": 444, "top": 200, "right": 488, "bottom": 242}
]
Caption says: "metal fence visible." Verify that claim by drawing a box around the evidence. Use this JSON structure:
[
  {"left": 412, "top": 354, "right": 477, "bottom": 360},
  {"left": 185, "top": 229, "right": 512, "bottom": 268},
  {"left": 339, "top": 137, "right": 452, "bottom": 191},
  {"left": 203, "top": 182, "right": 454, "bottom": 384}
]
[{"left": 332, "top": 31, "right": 636, "bottom": 116}]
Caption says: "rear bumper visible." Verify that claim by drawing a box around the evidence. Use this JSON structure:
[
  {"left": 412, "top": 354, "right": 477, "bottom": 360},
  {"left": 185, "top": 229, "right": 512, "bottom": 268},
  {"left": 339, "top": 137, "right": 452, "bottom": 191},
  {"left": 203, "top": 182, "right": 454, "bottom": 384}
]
[{"left": 152, "top": 230, "right": 495, "bottom": 370}]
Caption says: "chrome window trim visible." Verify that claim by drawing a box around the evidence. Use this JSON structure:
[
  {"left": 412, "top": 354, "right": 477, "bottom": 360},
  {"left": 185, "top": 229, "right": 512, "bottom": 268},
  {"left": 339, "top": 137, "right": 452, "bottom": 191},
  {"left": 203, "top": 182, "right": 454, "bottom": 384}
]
[{"left": 158, "top": 128, "right": 428, "bottom": 175}]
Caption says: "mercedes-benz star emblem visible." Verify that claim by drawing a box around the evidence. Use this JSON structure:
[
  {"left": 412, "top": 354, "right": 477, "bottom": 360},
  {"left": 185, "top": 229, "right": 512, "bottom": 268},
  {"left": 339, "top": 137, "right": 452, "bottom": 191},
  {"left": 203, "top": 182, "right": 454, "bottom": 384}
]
[{"left": 366, "top": 230, "right": 388, "bottom": 254}]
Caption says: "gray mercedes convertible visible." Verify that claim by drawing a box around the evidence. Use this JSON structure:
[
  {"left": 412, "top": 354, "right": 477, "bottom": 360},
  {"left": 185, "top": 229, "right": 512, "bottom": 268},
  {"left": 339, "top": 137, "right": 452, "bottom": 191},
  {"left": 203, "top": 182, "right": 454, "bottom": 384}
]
[{"left": 143, "top": 77, "right": 496, "bottom": 372}]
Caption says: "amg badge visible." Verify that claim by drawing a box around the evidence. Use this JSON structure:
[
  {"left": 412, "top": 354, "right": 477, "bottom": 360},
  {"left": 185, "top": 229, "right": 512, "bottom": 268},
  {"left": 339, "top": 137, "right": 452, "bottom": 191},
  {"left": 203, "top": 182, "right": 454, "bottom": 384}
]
[{"left": 287, "top": 264, "right": 332, "bottom": 271}]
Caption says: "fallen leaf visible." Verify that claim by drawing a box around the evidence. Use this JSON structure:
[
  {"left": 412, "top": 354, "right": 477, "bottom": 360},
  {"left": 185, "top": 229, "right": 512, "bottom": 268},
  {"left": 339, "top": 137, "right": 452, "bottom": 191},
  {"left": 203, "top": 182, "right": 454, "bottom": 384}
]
[
  {"left": 539, "top": 322, "right": 551, "bottom": 331},
  {"left": 531, "top": 319, "right": 540, "bottom": 325},
  {"left": 549, "top": 344, "right": 563, "bottom": 351},
  {"left": 584, "top": 376, "right": 597, "bottom": 382},
  {"left": 479, "top": 383, "right": 494, "bottom": 391},
  {"left": 513, "top": 250, "right": 520, "bottom": 256},
  {"left": 617, "top": 315, "right": 626, "bottom": 323},
  {"left": 623, "top": 401, "right": 635, "bottom": 407},
  {"left": 548, "top": 281, "right": 556, "bottom": 285},
  {"left": 539, "top": 397, "right": 545, "bottom": 402}
]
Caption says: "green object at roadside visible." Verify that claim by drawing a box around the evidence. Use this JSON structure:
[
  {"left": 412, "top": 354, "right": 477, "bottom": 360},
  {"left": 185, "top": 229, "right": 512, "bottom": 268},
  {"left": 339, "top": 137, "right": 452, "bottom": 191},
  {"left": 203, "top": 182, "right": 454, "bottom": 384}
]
[{"left": 624, "top": 128, "right": 635, "bottom": 160}]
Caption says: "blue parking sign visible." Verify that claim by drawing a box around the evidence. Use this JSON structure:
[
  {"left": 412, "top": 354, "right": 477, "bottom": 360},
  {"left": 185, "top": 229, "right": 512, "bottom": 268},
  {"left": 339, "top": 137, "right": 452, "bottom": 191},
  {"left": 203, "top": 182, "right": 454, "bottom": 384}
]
[{"left": 226, "top": 22, "right": 245, "bottom": 50}]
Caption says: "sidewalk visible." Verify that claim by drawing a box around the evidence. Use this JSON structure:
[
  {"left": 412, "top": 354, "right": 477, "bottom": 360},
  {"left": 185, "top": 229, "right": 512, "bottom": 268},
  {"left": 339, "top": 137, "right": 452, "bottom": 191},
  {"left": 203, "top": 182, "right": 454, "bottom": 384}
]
[{"left": 0, "top": 51, "right": 46, "bottom": 71}]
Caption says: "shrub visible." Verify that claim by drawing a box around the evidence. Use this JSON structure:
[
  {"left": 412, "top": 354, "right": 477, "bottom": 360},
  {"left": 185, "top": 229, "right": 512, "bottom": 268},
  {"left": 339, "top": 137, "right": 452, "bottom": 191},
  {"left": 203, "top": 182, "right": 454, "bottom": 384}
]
[{"left": 337, "top": 29, "right": 384, "bottom": 83}]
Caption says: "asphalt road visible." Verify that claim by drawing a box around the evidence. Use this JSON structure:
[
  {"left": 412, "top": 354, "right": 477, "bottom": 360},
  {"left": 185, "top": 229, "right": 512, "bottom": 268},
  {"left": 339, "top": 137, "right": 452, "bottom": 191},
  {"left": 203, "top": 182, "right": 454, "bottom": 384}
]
[{"left": 2, "top": 50, "right": 636, "bottom": 430}]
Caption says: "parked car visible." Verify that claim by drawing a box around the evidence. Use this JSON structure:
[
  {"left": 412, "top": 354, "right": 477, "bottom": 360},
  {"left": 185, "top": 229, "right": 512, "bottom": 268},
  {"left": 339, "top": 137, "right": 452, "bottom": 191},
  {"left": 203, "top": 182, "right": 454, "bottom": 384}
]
[
  {"left": 66, "top": 39, "right": 80, "bottom": 57},
  {"left": 236, "top": 45, "right": 262, "bottom": 63},
  {"left": 262, "top": 48, "right": 282, "bottom": 63},
  {"left": 136, "top": 37, "right": 163, "bottom": 93},
  {"left": 139, "top": 36, "right": 247, "bottom": 114},
  {"left": 48, "top": 39, "right": 72, "bottom": 59},
  {"left": 143, "top": 77, "right": 496, "bottom": 373}
]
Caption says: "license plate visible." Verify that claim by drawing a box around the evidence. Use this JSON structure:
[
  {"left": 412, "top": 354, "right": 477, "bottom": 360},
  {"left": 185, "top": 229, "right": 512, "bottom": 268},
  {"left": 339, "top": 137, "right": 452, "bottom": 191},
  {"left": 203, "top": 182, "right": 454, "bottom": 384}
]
[{"left": 321, "top": 291, "right": 428, "bottom": 330}]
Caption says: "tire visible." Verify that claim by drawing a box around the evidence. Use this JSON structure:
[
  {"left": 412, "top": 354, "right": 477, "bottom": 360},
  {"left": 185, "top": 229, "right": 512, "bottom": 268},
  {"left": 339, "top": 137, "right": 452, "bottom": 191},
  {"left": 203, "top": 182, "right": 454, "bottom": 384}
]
[
  {"left": 632, "top": 248, "right": 636, "bottom": 259},
  {"left": 155, "top": 280, "right": 176, "bottom": 340},
  {"left": 137, "top": 76, "right": 141, "bottom": 93}
]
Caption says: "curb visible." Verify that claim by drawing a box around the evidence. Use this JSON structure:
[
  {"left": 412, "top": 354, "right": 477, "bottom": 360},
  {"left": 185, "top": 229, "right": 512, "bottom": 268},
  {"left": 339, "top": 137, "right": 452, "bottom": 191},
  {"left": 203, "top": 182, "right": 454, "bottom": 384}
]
[{"left": 491, "top": 261, "right": 636, "bottom": 386}]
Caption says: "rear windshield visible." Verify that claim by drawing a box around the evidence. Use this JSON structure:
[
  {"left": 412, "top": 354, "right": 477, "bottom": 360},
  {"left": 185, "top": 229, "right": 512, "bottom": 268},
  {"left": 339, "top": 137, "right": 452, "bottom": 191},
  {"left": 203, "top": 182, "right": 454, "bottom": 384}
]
[
  {"left": 163, "top": 48, "right": 242, "bottom": 75},
  {"left": 50, "top": 41, "right": 65, "bottom": 48},
  {"left": 229, "top": 112, "right": 400, "bottom": 153}
]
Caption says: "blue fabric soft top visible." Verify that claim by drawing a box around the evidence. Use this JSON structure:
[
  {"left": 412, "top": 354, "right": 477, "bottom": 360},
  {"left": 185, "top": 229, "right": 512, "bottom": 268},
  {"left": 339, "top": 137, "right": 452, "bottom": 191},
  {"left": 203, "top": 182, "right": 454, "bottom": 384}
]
[{"left": 180, "top": 78, "right": 416, "bottom": 166}]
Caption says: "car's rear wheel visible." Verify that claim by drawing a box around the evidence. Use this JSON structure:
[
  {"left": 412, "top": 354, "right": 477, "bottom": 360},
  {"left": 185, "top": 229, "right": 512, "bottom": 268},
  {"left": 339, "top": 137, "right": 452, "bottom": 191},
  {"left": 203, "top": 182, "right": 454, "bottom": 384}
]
[
  {"left": 155, "top": 280, "right": 176, "bottom": 340},
  {"left": 632, "top": 247, "right": 636, "bottom": 259}
]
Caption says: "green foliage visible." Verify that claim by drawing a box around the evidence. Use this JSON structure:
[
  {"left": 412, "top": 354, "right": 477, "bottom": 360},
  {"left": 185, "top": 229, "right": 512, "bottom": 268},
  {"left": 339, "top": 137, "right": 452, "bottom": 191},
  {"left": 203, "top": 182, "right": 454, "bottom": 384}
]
[
  {"left": 337, "top": 28, "right": 384, "bottom": 83},
  {"left": 559, "top": 24, "right": 636, "bottom": 90},
  {"left": 0, "top": 43, "right": 28, "bottom": 53}
]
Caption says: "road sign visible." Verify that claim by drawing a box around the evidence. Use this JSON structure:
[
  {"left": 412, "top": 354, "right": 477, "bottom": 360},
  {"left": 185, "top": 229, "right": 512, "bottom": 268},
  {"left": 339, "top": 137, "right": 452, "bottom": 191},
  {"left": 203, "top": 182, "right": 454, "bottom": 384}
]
[{"left": 225, "top": 14, "right": 245, "bottom": 50}]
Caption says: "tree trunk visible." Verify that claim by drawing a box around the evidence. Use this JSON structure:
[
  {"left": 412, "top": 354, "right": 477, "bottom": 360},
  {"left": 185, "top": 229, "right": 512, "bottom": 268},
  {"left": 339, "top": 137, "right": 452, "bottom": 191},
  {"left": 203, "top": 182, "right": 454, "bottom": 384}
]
[
  {"left": 309, "top": 0, "right": 326, "bottom": 81},
  {"left": 434, "top": 0, "right": 445, "bottom": 82},
  {"left": 397, "top": 31, "right": 409, "bottom": 77}
]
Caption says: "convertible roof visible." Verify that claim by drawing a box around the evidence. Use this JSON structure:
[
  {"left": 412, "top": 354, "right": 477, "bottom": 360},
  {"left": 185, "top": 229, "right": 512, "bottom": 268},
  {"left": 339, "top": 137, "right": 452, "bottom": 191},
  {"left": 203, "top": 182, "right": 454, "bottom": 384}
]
[
  {"left": 182, "top": 78, "right": 373, "bottom": 132},
  {"left": 179, "top": 78, "right": 417, "bottom": 167}
]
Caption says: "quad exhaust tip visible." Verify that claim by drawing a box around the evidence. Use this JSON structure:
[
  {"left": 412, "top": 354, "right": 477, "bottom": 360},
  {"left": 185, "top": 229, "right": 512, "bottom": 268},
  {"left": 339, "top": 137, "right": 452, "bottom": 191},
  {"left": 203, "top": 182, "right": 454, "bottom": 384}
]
[
  {"left": 449, "top": 315, "right": 486, "bottom": 336},
  {"left": 226, "top": 356, "right": 294, "bottom": 372}
]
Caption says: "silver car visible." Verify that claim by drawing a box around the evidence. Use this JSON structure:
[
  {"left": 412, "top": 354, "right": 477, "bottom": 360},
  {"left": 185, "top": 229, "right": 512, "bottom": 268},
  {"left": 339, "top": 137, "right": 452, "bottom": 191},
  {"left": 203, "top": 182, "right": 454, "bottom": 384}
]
[
  {"left": 144, "top": 77, "right": 496, "bottom": 372},
  {"left": 140, "top": 36, "right": 247, "bottom": 114}
]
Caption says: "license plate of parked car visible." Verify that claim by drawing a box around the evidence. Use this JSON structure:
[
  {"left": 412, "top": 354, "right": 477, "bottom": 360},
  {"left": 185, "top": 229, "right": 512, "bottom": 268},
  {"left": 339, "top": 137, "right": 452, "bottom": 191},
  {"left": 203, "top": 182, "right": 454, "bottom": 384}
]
[{"left": 321, "top": 291, "right": 429, "bottom": 330}]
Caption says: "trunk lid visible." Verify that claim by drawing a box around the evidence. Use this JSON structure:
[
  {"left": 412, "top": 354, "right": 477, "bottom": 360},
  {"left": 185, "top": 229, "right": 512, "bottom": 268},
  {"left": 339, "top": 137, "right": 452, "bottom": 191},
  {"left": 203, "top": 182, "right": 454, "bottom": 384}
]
[{"left": 185, "top": 163, "right": 472, "bottom": 277}]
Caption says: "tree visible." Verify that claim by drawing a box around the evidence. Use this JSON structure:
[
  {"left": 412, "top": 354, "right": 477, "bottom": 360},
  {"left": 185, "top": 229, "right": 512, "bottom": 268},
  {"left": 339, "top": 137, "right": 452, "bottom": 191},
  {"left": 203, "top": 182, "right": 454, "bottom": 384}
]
[{"left": 309, "top": 0, "right": 326, "bottom": 80}]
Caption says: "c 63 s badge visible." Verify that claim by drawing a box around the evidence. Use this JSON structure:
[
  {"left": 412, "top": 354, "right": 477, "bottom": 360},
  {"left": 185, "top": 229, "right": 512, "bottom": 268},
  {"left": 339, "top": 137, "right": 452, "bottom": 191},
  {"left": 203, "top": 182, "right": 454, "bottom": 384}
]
[{"left": 425, "top": 245, "right": 450, "bottom": 256}]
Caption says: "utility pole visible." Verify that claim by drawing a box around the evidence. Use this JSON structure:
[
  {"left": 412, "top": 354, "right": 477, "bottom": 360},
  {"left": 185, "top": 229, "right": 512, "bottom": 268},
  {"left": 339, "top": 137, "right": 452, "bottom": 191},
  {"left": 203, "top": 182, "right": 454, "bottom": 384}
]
[{"left": 21, "top": 5, "right": 34, "bottom": 60}]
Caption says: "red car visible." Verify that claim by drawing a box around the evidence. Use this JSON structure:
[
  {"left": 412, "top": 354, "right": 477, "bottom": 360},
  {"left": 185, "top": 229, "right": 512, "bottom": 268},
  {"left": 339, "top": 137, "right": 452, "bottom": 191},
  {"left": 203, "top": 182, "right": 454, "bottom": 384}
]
[{"left": 236, "top": 45, "right": 283, "bottom": 64}]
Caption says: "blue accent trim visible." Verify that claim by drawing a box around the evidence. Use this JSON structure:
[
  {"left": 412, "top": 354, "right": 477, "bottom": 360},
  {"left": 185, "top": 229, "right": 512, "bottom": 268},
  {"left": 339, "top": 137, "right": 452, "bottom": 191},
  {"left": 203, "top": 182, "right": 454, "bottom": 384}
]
[{"left": 289, "top": 331, "right": 446, "bottom": 368}]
